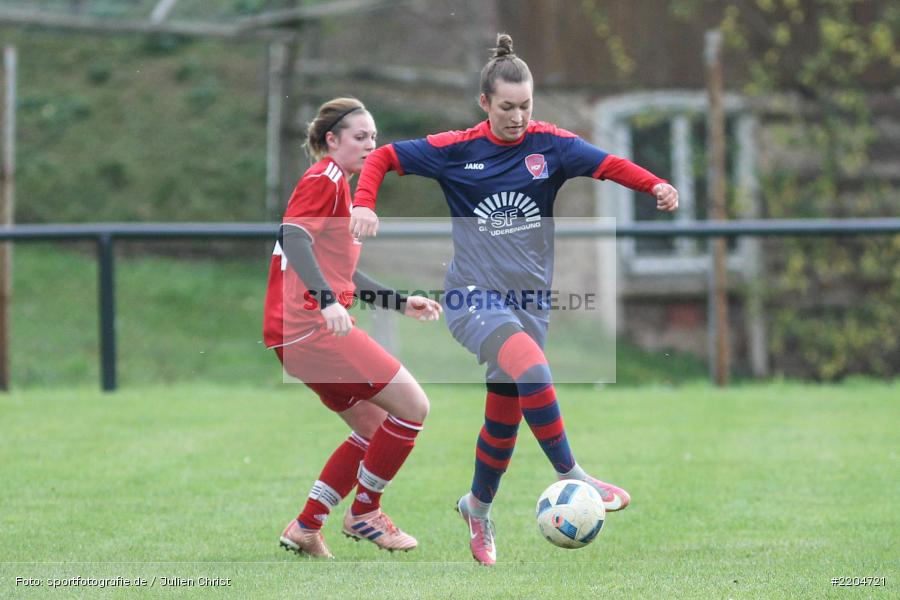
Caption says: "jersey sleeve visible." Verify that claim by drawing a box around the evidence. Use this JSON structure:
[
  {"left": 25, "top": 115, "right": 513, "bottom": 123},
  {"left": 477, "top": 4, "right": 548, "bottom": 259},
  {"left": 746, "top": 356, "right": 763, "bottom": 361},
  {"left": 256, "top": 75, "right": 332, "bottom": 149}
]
[
  {"left": 593, "top": 155, "right": 667, "bottom": 194},
  {"left": 558, "top": 135, "right": 610, "bottom": 180},
  {"left": 353, "top": 144, "right": 400, "bottom": 210},
  {"left": 392, "top": 135, "right": 454, "bottom": 180},
  {"left": 282, "top": 174, "right": 338, "bottom": 237}
]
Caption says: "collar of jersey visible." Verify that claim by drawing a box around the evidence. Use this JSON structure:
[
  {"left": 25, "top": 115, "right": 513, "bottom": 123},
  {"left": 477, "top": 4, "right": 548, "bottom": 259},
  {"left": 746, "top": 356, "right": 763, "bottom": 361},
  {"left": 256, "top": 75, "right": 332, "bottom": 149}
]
[{"left": 480, "top": 120, "right": 529, "bottom": 147}]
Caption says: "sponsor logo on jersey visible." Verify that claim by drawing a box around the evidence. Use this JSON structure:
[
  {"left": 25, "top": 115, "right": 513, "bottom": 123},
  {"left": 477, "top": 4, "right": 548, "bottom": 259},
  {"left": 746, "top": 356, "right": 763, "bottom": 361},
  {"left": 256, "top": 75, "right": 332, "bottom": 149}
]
[
  {"left": 473, "top": 191, "right": 542, "bottom": 236},
  {"left": 464, "top": 162, "right": 485, "bottom": 170},
  {"left": 525, "top": 153, "right": 548, "bottom": 179}
]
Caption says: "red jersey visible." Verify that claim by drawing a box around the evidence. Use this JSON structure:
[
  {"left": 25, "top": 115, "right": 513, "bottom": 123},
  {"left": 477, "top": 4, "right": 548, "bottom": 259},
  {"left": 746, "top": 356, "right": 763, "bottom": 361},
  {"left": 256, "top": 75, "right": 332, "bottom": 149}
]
[{"left": 263, "top": 158, "right": 361, "bottom": 348}]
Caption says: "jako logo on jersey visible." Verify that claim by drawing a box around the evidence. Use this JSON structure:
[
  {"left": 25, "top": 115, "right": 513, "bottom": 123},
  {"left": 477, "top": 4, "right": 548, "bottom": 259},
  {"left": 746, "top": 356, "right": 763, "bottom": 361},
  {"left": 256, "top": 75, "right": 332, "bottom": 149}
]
[
  {"left": 474, "top": 191, "right": 542, "bottom": 236},
  {"left": 525, "top": 153, "right": 548, "bottom": 179},
  {"left": 464, "top": 162, "right": 485, "bottom": 170}
]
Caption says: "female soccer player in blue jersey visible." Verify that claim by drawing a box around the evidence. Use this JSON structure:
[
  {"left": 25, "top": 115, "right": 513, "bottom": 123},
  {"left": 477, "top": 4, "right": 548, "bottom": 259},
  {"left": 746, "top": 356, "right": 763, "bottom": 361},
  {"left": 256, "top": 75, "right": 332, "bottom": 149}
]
[{"left": 351, "top": 34, "right": 679, "bottom": 565}]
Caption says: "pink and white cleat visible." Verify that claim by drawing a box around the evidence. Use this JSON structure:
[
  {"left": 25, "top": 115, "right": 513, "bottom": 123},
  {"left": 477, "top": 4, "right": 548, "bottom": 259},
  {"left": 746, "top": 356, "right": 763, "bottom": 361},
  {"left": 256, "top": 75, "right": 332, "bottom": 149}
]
[
  {"left": 578, "top": 476, "right": 631, "bottom": 511},
  {"left": 341, "top": 509, "right": 418, "bottom": 552},
  {"left": 279, "top": 520, "right": 334, "bottom": 559},
  {"left": 456, "top": 496, "right": 497, "bottom": 566}
]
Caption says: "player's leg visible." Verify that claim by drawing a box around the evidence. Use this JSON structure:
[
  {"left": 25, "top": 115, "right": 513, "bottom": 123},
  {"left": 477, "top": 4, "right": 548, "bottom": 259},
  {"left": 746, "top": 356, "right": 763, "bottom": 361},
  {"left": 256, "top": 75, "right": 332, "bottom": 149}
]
[
  {"left": 298, "top": 401, "right": 386, "bottom": 528},
  {"left": 480, "top": 322, "right": 578, "bottom": 471},
  {"left": 302, "top": 327, "right": 427, "bottom": 551},
  {"left": 470, "top": 380, "right": 522, "bottom": 504},
  {"left": 275, "top": 346, "right": 385, "bottom": 558},
  {"left": 341, "top": 365, "right": 427, "bottom": 552},
  {"left": 482, "top": 322, "right": 630, "bottom": 512},
  {"left": 456, "top": 379, "right": 521, "bottom": 566},
  {"left": 352, "top": 366, "right": 428, "bottom": 519},
  {"left": 441, "top": 289, "right": 531, "bottom": 565}
]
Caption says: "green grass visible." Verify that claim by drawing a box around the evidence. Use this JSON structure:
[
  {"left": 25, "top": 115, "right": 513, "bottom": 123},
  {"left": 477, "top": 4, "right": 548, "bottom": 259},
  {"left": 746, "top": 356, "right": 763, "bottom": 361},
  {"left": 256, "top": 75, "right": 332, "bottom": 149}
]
[
  {"left": 1, "top": 22, "right": 455, "bottom": 224},
  {"left": 1, "top": 381, "right": 897, "bottom": 598},
  {"left": 11, "top": 245, "right": 706, "bottom": 388}
]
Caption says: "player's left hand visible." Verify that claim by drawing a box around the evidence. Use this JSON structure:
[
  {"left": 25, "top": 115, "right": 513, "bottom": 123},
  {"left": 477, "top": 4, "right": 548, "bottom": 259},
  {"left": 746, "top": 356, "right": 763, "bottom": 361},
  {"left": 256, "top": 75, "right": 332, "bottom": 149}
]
[
  {"left": 403, "top": 295, "right": 442, "bottom": 322},
  {"left": 653, "top": 183, "right": 679, "bottom": 212}
]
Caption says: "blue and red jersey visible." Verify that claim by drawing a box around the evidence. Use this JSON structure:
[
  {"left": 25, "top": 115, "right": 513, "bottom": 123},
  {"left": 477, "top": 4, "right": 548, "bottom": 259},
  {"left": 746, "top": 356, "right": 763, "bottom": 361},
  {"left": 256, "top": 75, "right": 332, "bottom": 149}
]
[{"left": 354, "top": 119, "right": 665, "bottom": 298}]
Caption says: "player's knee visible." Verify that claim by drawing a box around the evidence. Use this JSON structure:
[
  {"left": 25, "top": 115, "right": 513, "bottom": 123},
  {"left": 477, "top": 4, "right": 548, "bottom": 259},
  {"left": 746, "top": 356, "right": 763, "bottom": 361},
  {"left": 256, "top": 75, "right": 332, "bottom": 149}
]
[
  {"left": 402, "top": 384, "right": 429, "bottom": 423},
  {"left": 354, "top": 418, "right": 381, "bottom": 440},
  {"left": 378, "top": 368, "right": 429, "bottom": 423},
  {"left": 395, "top": 369, "right": 431, "bottom": 423}
]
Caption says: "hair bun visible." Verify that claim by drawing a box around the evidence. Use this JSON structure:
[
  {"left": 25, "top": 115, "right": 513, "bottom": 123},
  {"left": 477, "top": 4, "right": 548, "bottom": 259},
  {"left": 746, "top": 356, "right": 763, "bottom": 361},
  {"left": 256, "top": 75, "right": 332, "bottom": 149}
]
[{"left": 491, "top": 33, "right": 515, "bottom": 59}]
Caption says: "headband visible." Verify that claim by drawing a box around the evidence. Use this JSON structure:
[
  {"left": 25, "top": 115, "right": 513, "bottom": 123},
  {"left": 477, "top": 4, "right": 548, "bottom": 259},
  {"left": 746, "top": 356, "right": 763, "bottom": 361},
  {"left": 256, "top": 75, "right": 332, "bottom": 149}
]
[{"left": 324, "top": 106, "right": 364, "bottom": 135}]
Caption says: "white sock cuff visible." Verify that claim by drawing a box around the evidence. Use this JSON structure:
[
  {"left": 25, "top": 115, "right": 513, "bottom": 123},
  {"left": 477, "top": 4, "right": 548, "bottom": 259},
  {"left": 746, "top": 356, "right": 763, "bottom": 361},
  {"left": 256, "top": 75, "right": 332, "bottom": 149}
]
[
  {"left": 348, "top": 431, "right": 370, "bottom": 450},
  {"left": 387, "top": 414, "right": 423, "bottom": 431},
  {"left": 357, "top": 464, "right": 390, "bottom": 493},
  {"left": 559, "top": 463, "right": 587, "bottom": 480},
  {"left": 308, "top": 480, "right": 342, "bottom": 509},
  {"left": 466, "top": 493, "right": 492, "bottom": 518}
]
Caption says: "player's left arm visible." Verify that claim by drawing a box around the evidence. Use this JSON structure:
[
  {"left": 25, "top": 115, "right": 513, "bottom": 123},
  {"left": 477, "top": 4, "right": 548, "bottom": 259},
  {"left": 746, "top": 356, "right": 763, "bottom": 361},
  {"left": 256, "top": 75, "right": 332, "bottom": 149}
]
[
  {"left": 352, "top": 270, "right": 442, "bottom": 321},
  {"left": 595, "top": 155, "right": 678, "bottom": 212},
  {"left": 560, "top": 135, "right": 679, "bottom": 212}
]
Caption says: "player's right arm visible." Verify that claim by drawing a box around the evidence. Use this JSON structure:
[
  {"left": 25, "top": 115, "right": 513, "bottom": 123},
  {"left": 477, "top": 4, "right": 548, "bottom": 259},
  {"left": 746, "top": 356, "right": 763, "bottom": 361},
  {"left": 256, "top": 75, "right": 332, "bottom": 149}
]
[
  {"left": 351, "top": 135, "right": 454, "bottom": 237},
  {"left": 282, "top": 173, "right": 353, "bottom": 335},
  {"left": 279, "top": 227, "right": 352, "bottom": 336},
  {"left": 349, "top": 144, "right": 401, "bottom": 238}
]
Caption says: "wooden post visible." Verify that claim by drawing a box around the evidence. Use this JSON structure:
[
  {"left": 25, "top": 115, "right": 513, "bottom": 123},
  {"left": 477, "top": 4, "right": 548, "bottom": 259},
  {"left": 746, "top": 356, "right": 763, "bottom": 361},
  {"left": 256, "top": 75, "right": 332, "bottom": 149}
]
[
  {"left": 150, "top": 0, "right": 181, "bottom": 24},
  {"left": 705, "top": 30, "right": 730, "bottom": 386},
  {"left": 279, "top": 29, "right": 304, "bottom": 205},
  {"left": 265, "top": 39, "right": 287, "bottom": 221},
  {"left": 0, "top": 46, "right": 16, "bottom": 391}
]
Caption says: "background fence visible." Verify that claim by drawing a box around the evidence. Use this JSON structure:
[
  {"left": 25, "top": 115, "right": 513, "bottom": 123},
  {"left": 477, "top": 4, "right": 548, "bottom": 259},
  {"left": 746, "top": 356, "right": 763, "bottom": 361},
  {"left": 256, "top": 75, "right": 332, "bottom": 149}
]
[{"left": 3, "top": 217, "right": 899, "bottom": 391}]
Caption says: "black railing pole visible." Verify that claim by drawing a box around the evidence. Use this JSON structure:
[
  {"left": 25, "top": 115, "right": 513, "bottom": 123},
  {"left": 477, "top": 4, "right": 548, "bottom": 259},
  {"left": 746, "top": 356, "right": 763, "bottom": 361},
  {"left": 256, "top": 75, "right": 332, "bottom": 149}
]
[{"left": 97, "top": 233, "right": 117, "bottom": 391}]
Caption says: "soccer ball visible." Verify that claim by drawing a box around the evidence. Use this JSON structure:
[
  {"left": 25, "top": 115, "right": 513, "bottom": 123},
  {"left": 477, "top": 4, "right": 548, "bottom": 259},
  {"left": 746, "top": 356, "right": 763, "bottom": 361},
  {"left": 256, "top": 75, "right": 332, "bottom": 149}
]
[{"left": 535, "top": 479, "right": 605, "bottom": 549}]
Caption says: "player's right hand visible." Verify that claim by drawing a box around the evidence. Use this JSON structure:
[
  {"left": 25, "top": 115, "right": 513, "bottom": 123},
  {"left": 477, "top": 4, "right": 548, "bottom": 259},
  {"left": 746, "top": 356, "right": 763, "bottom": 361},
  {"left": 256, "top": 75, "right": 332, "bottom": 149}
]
[
  {"left": 349, "top": 206, "right": 379, "bottom": 239},
  {"left": 321, "top": 302, "right": 353, "bottom": 336}
]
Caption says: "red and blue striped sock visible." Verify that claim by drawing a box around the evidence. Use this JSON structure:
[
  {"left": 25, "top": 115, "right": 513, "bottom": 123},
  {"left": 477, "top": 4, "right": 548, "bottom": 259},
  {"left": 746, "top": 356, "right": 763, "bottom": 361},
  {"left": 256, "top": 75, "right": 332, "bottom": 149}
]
[
  {"left": 497, "top": 331, "right": 576, "bottom": 474},
  {"left": 471, "top": 384, "right": 522, "bottom": 503}
]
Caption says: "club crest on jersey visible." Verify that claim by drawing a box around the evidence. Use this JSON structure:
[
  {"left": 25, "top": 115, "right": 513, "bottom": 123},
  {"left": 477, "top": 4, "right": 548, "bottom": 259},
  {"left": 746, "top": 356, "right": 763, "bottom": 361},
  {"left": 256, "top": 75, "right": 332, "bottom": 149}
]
[
  {"left": 473, "top": 191, "right": 542, "bottom": 236},
  {"left": 525, "top": 153, "right": 548, "bottom": 179}
]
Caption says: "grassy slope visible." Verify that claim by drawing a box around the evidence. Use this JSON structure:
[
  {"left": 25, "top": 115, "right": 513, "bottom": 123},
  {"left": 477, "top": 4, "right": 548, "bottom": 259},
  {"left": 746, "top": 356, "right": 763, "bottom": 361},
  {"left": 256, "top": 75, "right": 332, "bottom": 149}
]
[
  {"left": 4, "top": 22, "right": 456, "bottom": 223},
  {"left": 6, "top": 27, "right": 268, "bottom": 224},
  {"left": 0, "top": 382, "right": 897, "bottom": 598}
]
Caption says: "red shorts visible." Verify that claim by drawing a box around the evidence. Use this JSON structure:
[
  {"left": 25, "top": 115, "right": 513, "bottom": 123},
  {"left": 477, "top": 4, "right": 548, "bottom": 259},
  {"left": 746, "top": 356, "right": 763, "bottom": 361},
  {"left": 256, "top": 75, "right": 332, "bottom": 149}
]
[{"left": 274, "top": 326, "right": 401, "bottom": 413}]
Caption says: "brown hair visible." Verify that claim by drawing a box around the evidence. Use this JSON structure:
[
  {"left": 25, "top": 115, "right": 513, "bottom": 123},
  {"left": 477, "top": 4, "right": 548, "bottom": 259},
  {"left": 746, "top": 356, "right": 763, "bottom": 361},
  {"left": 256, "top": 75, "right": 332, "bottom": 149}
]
[
  {"left": 479, "top": 33, "right": 533, "bottom": 98},
  {"left": 305, "top": 97, "right": 367, "bottom": 160}
]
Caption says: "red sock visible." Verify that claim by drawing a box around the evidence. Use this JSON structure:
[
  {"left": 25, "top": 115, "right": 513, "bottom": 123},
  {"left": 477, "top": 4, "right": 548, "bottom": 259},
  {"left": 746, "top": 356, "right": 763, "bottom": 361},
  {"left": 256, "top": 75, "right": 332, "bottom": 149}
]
[
  {"left": 297, "top": 432, "right": 368, "bottom": 529},
  {"left": 350, "top": 415, "right": 422, "bottom": 515}
]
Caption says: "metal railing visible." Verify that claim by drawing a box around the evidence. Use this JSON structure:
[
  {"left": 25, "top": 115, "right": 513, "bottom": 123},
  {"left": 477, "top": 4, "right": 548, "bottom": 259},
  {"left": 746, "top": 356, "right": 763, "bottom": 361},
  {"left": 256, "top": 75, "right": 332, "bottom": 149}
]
[{"left": 3, "top": 217, "right": 899, "bottom": 391}]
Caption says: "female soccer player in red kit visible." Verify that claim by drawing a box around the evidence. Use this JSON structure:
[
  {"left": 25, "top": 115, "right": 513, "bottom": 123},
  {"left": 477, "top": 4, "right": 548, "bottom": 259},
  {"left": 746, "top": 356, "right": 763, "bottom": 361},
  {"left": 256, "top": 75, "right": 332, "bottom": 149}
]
[
  {"left": 263, "top": 97, "right": 442, "bottom": 558},
  {"left": 350, "top": 35, "right": 679, "bottom": 565}
]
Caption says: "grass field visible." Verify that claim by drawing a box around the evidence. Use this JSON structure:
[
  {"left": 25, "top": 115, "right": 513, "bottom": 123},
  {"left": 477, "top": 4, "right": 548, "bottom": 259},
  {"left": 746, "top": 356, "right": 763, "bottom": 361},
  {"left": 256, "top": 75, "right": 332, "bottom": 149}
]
[
  {"left": 10, "top": 245, "right": 707, "bottom": 388},
  {"left": 1, "top": 381, "right": 896, "bottom": 598}
]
